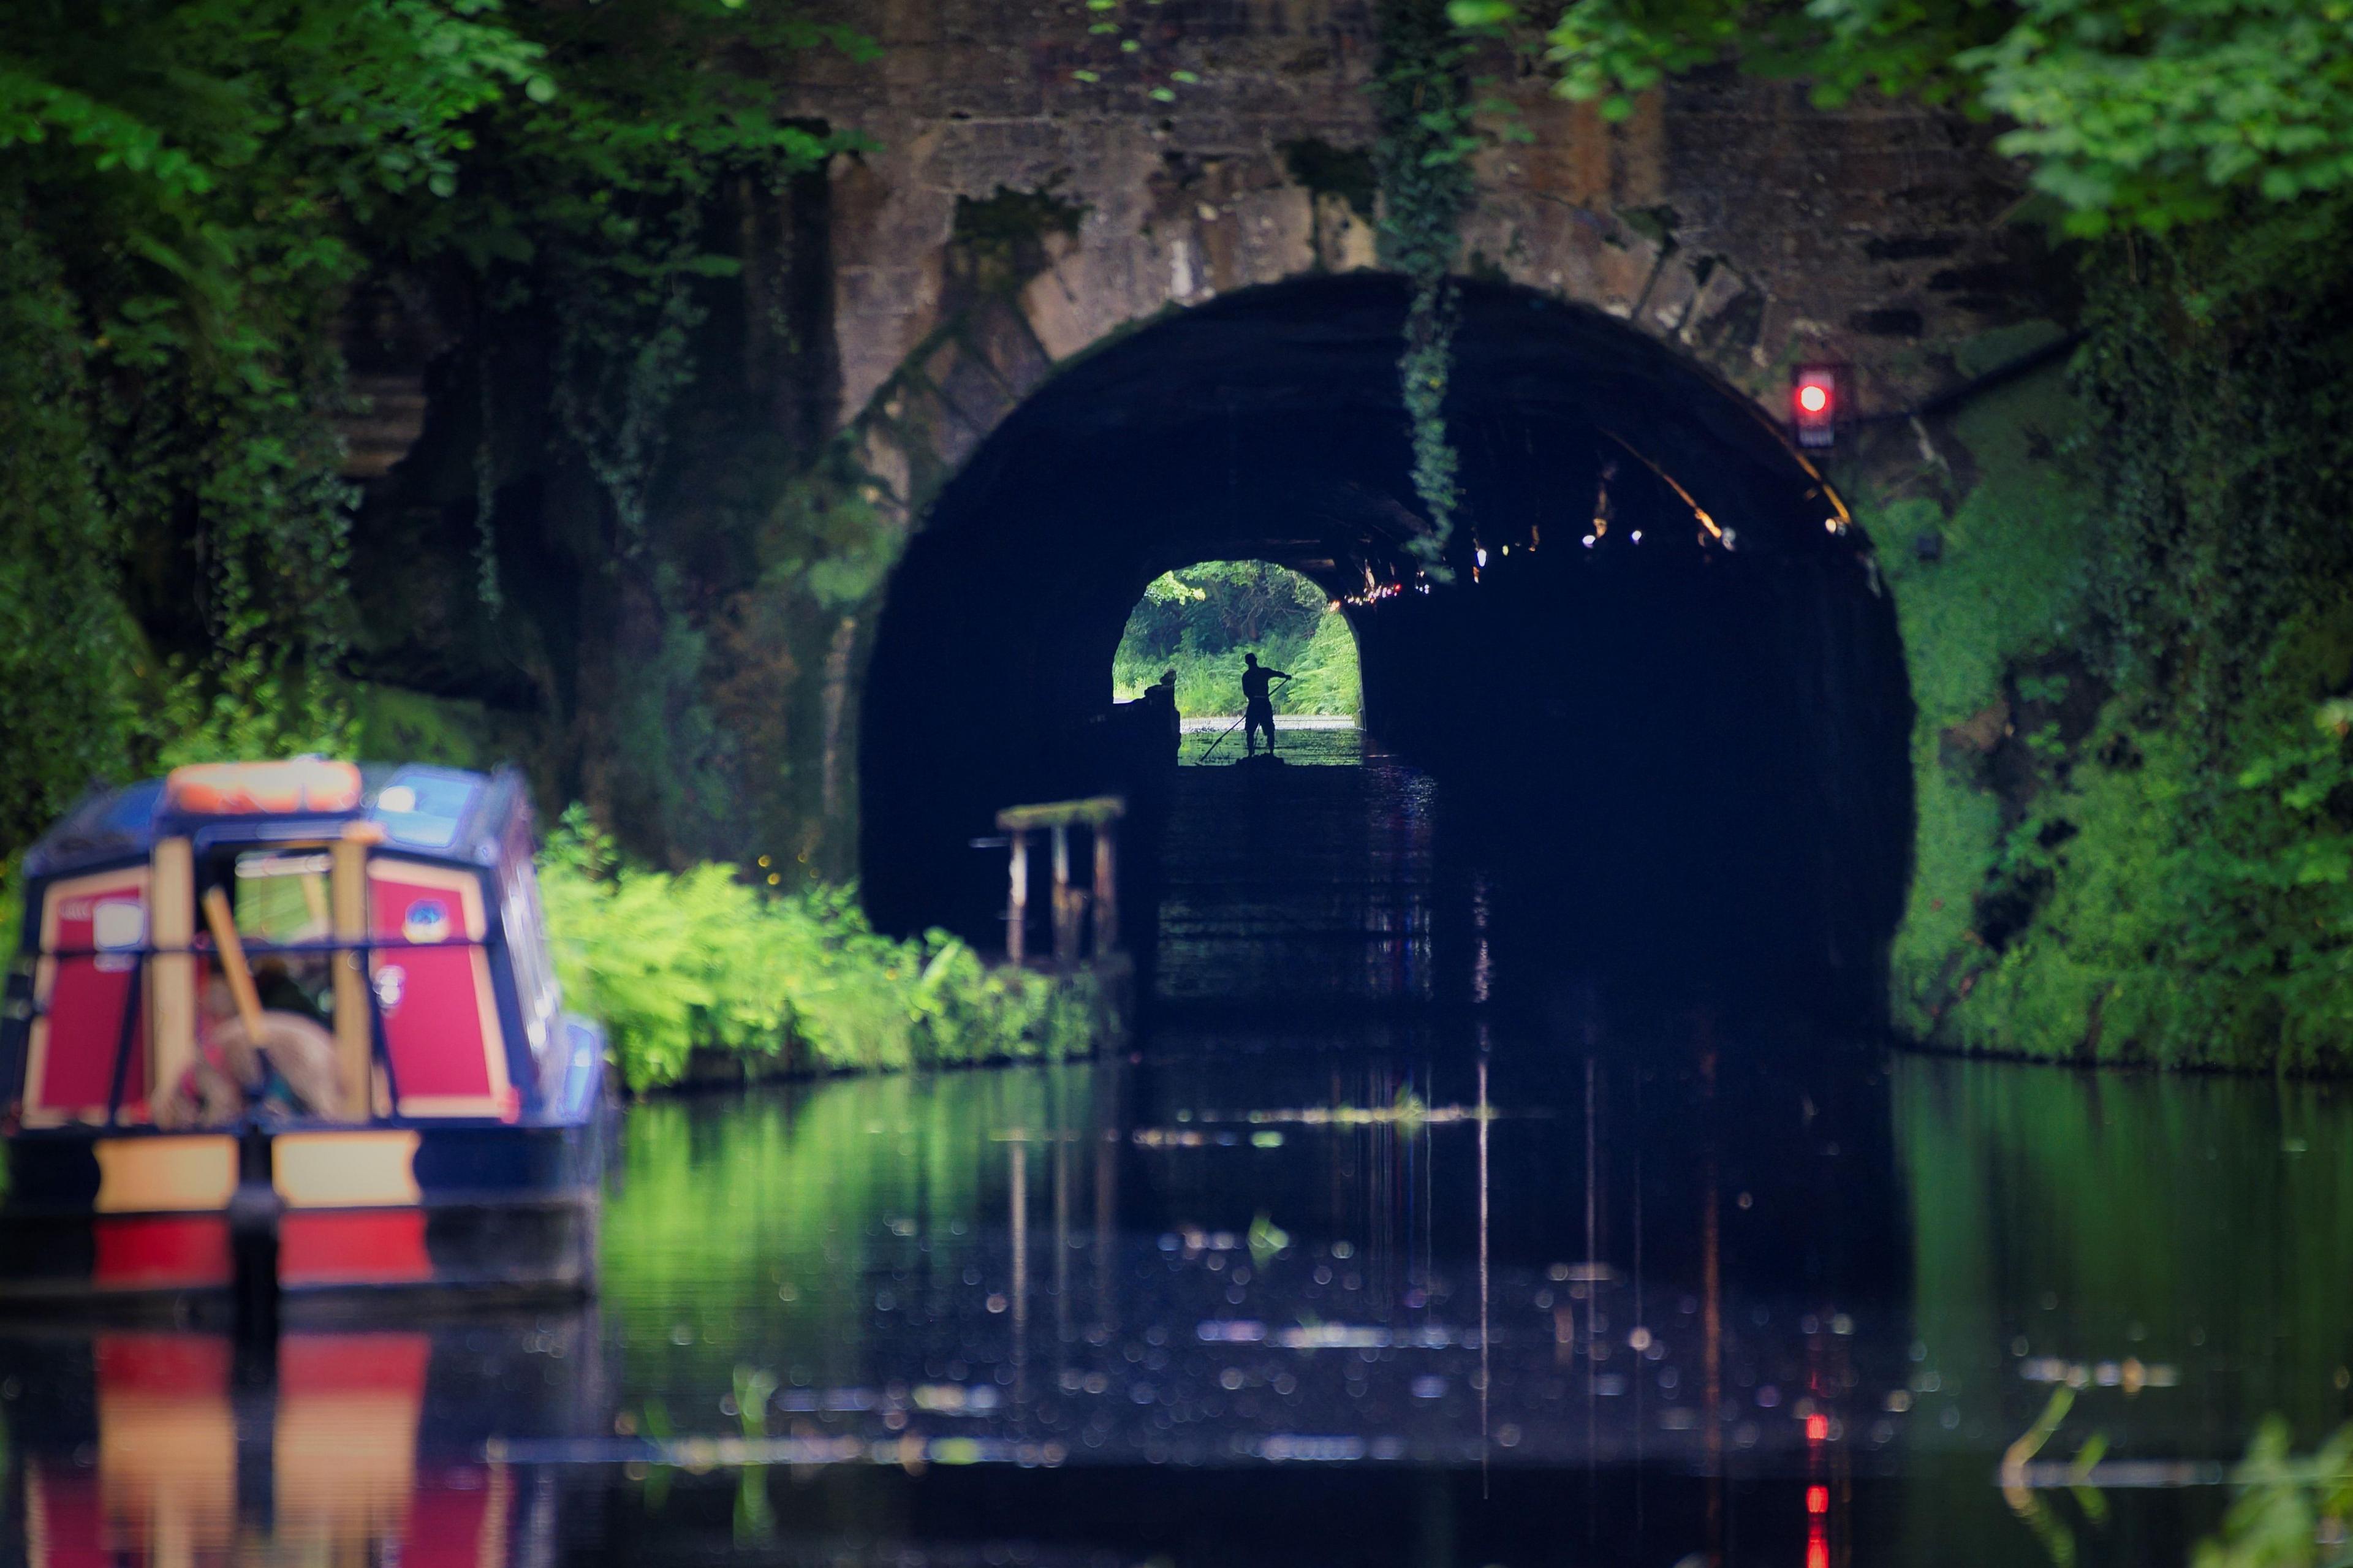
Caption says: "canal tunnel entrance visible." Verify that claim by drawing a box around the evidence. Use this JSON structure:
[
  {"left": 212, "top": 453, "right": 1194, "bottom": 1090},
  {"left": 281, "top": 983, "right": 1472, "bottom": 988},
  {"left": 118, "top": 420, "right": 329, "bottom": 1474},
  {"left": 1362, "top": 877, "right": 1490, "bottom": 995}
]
[{"left": 862, "top": 275, "right": 1912, "bottom": 1025}]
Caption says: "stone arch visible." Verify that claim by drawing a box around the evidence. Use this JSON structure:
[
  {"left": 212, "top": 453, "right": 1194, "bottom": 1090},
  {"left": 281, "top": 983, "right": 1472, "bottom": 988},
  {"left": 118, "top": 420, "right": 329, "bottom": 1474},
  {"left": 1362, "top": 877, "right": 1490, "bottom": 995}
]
[
  {"left": 798, "top": 17, "right": 2044, "bottom": 536},
  {"left": 857, "top": 270, "right": 1912, "bottom": 1021}
]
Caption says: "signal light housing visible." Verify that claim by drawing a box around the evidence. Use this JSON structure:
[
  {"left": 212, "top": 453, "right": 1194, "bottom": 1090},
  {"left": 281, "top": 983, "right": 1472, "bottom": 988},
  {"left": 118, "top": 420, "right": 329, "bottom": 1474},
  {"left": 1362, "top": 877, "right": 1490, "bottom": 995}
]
[{"left": 1791, "top": 364, "right": 1840, "bottom": 449}]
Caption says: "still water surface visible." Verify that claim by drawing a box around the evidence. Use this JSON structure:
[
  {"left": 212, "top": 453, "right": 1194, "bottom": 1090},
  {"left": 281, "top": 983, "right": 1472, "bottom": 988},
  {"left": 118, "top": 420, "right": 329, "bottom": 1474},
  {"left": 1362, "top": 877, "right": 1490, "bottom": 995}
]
[{"left": 10, "top": 749, "right": 2353, "bottom": 1565}]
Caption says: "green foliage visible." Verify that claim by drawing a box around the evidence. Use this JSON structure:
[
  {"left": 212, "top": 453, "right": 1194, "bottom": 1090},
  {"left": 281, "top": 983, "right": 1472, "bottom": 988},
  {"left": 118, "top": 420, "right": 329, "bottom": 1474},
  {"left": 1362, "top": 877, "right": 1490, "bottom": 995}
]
[
  {"left": 1055, "top": 0, "right": 1207, "bottom": 100},
  {"left": 1375, "top": 0, "right": 1480, "bottom": 578},
  {"left": 1112, "top": 561, "right": 1361, "bottom": 718},
  {"left": 0, "top": 0, "right": 545, "bottom": 786},
  {"left": 2194, "top": 1420, "right": 2353, "bottom": 1568},
  {"left": 0, "top": 198, "right": 136, "bottom": 855},
  {"left": 1457, "top": 0, "right": 2353, "bottom": 235},
  {"left": 1878, "top": 199, "right": 2353, "bottom": 1068},
  {"left": 0, "top": 1, "right": 871, "bottom": 868},
  {"left": 761, "top": 466, "right": 896, "bottom": 611},
  {"left": 1870, "top": 358, "right": 2096, "bottom": 1035},
  {"left": 415, "top": 2, "right": 870, "bottom": 554},
  {"left": 537, "top": 808, "right": 1100, "bottom": 1091},
  {"left": 352, "top": 683, "right": 496, "bottom": 770}
]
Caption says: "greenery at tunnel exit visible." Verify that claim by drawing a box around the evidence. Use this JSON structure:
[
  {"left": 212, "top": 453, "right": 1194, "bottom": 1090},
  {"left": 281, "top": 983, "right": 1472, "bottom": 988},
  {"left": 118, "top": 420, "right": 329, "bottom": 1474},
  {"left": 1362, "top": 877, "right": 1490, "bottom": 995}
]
[{"left": 1113, "top": 561, "right": 1362, "bottom": 719}]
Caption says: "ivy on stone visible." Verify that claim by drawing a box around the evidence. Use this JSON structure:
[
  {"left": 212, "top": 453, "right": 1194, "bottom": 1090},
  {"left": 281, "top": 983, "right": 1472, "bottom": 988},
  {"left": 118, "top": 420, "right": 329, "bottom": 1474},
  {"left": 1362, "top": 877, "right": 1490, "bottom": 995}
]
[{"left": 1374, "top": 0, "right": 1480, "bottom": 580}]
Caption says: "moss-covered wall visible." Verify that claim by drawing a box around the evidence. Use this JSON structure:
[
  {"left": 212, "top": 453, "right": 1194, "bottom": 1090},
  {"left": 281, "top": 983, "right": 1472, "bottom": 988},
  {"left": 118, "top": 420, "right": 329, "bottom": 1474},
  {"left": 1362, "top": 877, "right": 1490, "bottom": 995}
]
[
  {"left": 1860, "top": 338, "right": 2098, "bottom": 1045},
  {"left": 1862, "top": 198, "right": 2353, "bottom": 1069}
]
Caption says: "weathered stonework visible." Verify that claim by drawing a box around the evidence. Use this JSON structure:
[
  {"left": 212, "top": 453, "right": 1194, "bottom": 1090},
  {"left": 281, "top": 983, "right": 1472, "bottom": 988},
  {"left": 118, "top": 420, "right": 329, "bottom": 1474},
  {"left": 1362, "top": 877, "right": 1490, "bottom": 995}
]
[
  {"left": 335, "top": 0, "right": 2065, "bottom": 904},
  {"left": 767, "top": 0, "right": 2050, "bottom": 520}
]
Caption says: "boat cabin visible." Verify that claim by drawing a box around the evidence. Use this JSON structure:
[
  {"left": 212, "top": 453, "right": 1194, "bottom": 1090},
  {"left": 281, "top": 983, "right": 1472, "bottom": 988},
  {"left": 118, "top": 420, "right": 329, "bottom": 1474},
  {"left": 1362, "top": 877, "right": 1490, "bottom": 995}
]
[
  {"left": 6, "top": 759, "right": 570, "bottom": 1128},
  {"left": 0, "top": 759, "right": 603, "bottom": 1303}
]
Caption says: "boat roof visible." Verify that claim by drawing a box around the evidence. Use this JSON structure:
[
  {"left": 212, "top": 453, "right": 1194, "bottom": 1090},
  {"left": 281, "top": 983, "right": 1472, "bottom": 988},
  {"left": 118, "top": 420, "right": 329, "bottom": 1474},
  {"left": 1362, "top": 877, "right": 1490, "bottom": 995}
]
[{"left": 23, "top": 762, "right": 526, "bottom": 881}]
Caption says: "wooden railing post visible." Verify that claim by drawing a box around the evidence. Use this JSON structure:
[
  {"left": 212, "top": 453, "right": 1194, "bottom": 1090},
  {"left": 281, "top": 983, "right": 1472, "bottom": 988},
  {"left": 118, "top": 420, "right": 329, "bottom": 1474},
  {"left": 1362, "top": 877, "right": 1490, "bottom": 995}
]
[
  {"left": 146, "top": 837, "right": 195, "bottom": 1122},
  {"left": 1050, "top": 823, "right": 1080, "bottom": 965},
  {"left": 331, "top": 829, "right": 374, "bottom": 1120},
  {"left": 1091, "top": 822, "right": 1118, "bottom": 956},
  {"left": 1006, "top": 829, "right": 1029, "bottom": 964}
]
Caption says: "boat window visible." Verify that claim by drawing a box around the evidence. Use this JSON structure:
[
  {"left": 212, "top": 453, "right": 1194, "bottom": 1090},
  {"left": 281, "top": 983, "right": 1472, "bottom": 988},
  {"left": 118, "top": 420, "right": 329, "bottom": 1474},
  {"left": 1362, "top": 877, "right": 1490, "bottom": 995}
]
[
  {"left": 372, "top": 772, "right": 480, "bottom": 850},
  {"left": 501, "top": 857, "right": 559, "bottom": 1056},
  {"left": 90, "top": 898, "right": 146, "bottom": 960},
  {"left": 225, "top": 849, "right": 335, "bottom": 1023},
  {"left": 232, "top": 850, "right": 332, "bottom": 942}
]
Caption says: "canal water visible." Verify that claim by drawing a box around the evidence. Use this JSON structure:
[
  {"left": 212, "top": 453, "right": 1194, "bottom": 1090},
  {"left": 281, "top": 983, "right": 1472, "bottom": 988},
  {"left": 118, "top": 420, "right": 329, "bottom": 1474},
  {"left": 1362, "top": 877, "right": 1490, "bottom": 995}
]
[{"left": 11, "top": 743, "right": 2353, "bottom": 1565}]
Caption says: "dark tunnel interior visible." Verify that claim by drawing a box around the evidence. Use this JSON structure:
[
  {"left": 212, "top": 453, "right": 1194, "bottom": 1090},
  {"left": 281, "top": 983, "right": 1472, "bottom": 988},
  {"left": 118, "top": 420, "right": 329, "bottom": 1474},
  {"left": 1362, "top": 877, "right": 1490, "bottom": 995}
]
[{"left": 861, "top": 274, "right": 1914, "bottom": 1026}]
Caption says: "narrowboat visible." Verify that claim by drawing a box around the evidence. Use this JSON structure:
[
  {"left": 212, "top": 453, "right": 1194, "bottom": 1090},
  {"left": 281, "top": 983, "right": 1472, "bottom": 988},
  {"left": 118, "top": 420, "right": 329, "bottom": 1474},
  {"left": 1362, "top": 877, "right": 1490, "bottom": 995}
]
[{"left": 0, "top": 759, "right": 606, "bottom": 1309}]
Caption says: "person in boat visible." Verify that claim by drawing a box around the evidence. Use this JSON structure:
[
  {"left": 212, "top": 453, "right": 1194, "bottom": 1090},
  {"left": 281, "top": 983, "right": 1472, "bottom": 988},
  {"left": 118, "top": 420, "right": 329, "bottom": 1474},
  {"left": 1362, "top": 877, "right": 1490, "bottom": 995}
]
[
  {"left": 155, "top": 977, "right": 340, "bottom": 1129},
  {"left": 253, "top": 953, "right": 327, "bottom": 1020},
  {"left": 1241, "top": 653, "right": 1290, "bottom": 757}
]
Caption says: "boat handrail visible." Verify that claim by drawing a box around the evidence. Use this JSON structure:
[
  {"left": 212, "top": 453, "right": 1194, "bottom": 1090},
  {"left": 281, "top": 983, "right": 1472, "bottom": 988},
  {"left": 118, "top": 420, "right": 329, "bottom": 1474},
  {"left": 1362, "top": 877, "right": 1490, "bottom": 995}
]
[{"left": 28, "top": 933, "right": 498, "bottom": 962}]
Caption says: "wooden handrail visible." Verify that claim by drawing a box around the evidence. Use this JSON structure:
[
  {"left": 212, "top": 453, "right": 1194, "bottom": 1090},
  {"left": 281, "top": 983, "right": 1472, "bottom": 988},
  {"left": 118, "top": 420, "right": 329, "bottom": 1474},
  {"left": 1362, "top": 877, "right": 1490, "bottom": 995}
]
[{"left": 995, "top": 795, "right": 1125, "bottom": 831}]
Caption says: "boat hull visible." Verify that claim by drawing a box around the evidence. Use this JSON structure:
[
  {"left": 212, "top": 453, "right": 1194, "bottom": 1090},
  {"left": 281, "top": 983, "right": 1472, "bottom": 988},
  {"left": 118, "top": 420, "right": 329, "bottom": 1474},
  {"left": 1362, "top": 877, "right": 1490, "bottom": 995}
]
[{"left": 0, "top": 1116, "right": 604, "bottom": 1311}]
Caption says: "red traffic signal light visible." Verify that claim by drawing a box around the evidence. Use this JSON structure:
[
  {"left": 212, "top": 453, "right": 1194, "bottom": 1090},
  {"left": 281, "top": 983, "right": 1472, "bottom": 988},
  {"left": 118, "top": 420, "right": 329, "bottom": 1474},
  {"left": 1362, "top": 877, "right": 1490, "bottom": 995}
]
[{"left": 1792, "top": 365, "right": 1838, "bottom": 449}]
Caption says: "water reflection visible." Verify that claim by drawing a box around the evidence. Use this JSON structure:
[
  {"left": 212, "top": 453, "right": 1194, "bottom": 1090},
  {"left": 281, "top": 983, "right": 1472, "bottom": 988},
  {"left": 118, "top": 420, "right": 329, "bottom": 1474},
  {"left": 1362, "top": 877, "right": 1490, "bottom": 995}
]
[
  {"left": 20, "top": 1025, "right": 2353, "bottom": 1561},
  {"left": 1900, "top": 1054, "right": 2353, "bottom": 1452},
  {"left": 1153, "top": 756, "right": 1438, "bottom": 1009},
  {"left": 10, "top": 1322, "right": 586, "bottom": 1567}
]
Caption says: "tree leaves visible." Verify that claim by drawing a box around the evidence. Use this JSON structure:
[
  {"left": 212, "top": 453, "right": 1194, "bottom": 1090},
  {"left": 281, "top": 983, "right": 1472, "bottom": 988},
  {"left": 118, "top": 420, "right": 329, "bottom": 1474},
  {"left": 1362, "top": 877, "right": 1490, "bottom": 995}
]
[{"left": 1482, "top": 0, "right": 2353, "bottom": 233}]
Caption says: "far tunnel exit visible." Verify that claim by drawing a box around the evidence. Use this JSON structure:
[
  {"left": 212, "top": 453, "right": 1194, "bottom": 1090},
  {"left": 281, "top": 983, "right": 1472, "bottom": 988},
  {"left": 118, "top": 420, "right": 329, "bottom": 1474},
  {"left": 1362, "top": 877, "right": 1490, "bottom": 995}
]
[
  {"left": 860, "top": 274, "right": 1912, "bottom": 1029},
  {"left": 1112, "top": 560, "right": 1363, "bottom": 766}
]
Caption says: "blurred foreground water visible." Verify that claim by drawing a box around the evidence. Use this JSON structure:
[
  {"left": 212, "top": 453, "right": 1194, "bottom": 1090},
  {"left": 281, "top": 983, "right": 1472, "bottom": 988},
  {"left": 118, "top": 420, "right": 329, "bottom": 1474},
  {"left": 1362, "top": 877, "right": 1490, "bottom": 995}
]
[{"left": 12, "top": 748, "right": 2353, "bottom": 1565}]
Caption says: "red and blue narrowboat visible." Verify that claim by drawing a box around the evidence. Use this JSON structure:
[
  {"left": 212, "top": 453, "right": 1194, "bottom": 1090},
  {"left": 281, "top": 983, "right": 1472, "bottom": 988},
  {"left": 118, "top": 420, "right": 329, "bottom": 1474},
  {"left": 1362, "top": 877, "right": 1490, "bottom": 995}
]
[{"left": 0, "top": 759, "right": 606, "bottom": 1309}]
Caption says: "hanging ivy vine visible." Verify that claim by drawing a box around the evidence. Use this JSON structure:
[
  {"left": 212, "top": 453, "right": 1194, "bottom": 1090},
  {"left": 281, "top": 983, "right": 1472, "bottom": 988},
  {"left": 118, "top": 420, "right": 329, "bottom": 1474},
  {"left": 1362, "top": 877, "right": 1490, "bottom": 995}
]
[{"left": 1372, "top": 0, "right": 1480, "bottom": 580}]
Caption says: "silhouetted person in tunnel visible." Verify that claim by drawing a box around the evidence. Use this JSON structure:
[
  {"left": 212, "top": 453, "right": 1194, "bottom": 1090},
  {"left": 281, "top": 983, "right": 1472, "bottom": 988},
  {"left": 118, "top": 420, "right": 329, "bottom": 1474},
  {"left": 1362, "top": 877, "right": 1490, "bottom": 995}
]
[{"left": 1241, "top": 653, "right": 1290, "bottom": 757}]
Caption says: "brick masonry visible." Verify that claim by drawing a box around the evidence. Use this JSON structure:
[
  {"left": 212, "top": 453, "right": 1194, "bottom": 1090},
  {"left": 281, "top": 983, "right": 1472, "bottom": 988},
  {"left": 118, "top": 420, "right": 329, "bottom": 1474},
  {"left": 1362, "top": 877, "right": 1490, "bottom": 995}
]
[{"left": 767, "top": 0, "right": 2055, "bottom": 521}]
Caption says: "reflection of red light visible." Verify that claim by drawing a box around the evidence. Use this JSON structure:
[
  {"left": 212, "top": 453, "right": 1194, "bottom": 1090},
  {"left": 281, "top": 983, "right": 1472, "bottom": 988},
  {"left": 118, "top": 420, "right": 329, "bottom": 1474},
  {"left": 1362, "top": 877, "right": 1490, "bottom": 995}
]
[
  {"left": 1806, "top": 1485, "right": 1829, "bottom": 1515},
  {"left": 1807, "top": 1533, "right": 1830, "bottom": 1568},
  {"left": 1806, "top": 1412, "right": 1828, "bottom": 1442},
  {"left": 1798, "top": 384, "right": 1829, "bottom": 414}
]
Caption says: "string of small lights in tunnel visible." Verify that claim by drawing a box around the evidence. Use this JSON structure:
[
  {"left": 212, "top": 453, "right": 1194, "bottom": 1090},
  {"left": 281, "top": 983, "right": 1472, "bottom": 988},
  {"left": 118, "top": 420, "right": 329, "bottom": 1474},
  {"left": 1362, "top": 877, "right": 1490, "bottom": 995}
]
[{"left": 1329, "top": 407, "right": 1855, "bottom": 611}]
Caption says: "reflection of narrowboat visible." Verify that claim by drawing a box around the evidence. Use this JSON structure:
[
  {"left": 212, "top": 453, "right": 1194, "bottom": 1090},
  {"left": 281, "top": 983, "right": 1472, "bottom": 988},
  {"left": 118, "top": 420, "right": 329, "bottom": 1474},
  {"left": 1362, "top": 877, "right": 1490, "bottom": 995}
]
[
  {"left": 12, "top": 1325, "right": 578, "bottom": 1567},
  {"left": 0, "top": 759, "right": 605, "bottom": 1308}
]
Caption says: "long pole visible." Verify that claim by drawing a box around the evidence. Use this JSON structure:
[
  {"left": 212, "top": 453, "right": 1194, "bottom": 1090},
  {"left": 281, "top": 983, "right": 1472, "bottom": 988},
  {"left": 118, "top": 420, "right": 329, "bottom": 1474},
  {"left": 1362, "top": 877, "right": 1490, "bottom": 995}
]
[{"left": 1197, "top": 714, "right": 1246, "bottom": 763}]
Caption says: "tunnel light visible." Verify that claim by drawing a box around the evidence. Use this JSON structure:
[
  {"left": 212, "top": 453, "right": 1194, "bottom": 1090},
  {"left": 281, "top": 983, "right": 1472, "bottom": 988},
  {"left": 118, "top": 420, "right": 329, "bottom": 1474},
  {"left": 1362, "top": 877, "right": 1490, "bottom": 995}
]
[
  {"left": 1792, "top": 365, "right": 1840, "bottom": 450},
  {"left": 1631, "top": 530, "right": 1642, "bottom": 543}
]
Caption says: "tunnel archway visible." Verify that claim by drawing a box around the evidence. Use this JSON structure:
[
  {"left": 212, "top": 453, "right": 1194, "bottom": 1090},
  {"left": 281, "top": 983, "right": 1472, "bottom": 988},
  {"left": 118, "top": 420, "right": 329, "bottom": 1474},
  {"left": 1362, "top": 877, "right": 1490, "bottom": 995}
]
[{"left": 861, "top": 273, "right": 1912, "bottom": 1023}]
